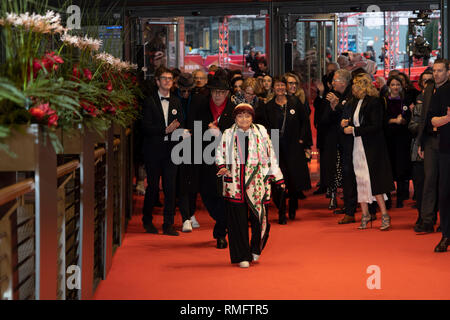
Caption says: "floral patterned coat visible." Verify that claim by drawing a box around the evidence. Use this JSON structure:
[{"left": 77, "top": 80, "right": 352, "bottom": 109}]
[{"left": 216, "top": 123, "right": 284, "bottom": 232}]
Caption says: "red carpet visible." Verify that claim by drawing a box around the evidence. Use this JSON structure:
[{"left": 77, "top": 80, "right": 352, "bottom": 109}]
[{"left": 93, "top": 162, "right": 450, "bottom": 300}]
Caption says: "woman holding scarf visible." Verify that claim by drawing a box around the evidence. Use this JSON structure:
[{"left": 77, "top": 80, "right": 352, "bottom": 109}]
[{"left": 216, "top": 103, "right": 285, "bottom": 268}]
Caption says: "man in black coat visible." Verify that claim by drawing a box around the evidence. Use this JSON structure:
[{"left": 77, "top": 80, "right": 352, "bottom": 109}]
[
  {"left": 428, "top": 59, "right": 450, "bottom": 252},
  {"left": 415, "top": 61, "right": 448, "bottom": 233},
  {"left": 141, "top": 66, "right": 184, "bottom": 236},
  {"left": 191, "top": 72, "right": 235, "bottom": 249},
  {"left": 320, "top": 69, "right": 353, "bottom": 215}
]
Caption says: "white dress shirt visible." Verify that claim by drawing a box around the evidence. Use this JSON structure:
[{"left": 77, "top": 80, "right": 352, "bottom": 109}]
[{"left": 158, "top": 90, "right": 170, "bottom": 141}]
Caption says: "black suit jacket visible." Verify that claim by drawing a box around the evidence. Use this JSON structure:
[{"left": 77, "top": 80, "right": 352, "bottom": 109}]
[{"left": 141, "top": 91, "right": 184, "bottom": 162}]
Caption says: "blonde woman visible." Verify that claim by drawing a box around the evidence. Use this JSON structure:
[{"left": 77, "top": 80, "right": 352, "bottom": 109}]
[
  {"left": 342, "top": 73, "right": 395, "bottom": 230},
  {"left": 242, "top": 77, "right": 262, "bottom": 107},
  {"left": 284, "top": 72, "right": 307, "bottom": 105}
]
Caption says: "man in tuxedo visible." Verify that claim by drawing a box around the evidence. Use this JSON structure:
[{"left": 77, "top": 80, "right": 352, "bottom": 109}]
[{"left": 141, "top": 66, "right": 184, "bottom": 236}]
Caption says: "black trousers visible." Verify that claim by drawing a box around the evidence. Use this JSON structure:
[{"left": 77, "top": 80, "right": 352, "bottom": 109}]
[
  {"left": 176, "top": 164, "right": 198, "bottom": 222},
  {"left": 439, "top": 153, "right": 450, "bottom": 238},
  {"left": 412, "top": 161, "right": 425, "bottom": 221},
  {"left": 142, "top": 144, "right": 178, "bottom": 229},
  {"left": 421, "top": 135, "right": 440, "bottom": 225},
  {"left": 342, "top": 146, "right": 357, "bottom": 216},
  {"left": 199, "top": 165, "right": 227, "bottom": 239},
  {"left": 225, "top": 201, "right": 267, "bottom": 264}
]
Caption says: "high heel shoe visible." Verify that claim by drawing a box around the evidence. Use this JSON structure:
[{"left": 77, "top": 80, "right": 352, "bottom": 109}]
[
  {"left": 380, "top": 213, "right": 391, "bottom": 231},
  {"left": 358, "top": 214, "right": 372, "bottom": 229},
  {"left": 328, "top": 192, "right": 337, "bottom": 210}
]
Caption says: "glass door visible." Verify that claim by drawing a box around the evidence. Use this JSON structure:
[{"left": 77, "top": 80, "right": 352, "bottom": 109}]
[
  {"left": 292, "top": 15, "right": 337, "bottom": 99},
  {"left": 142, "top": 18, "right": 180, "bottom": 78}
]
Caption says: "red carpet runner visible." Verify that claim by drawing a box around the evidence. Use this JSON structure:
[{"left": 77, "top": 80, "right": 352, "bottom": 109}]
[{"left": 94, "top": 161, "right": 450, "bottom": 300}]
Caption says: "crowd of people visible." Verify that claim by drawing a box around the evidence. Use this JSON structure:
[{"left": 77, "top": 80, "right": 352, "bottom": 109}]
[{"left": 135, "top": 54, "right": 450, "bottom": 268}]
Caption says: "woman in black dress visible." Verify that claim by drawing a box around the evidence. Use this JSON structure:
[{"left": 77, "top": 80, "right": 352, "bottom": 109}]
[
  {"left": 261, "top": 77, "right": 311, "bottom": 223},
  {"left": 383, "top": 75, "right": 413, "bottom": 208}
]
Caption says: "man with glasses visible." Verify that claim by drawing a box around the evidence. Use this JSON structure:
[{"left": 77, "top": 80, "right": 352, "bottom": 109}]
[
  {"left": 141, "top": 66, "right": 184, "bottom": 236},
  {"left": 191, "top": 70, "right": 235, "bottom": 249}
]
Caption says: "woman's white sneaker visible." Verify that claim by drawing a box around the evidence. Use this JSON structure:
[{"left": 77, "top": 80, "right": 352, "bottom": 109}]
[
  {"left": 239, "top": 261, "right": 250, "bottom": 268},
  {"left": 182, "top": 220, "right": 193, "bottom": 232},
  {"left": 252, "top": 254, "right": 260, "bottom": 262}
]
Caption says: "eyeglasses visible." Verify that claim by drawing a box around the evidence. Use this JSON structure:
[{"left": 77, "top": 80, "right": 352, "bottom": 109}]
[
  {"left": 332, "top": 78, "right": 344, "bottom": 83},
  {"left": 159, "top": 76, "right": 173, "bottom": 81},
  {"left": 287, "top": 81, "right": 298, "bottom": 85},
  {"left": 211, "top": 90, "right": 228, "bottom": 96}
]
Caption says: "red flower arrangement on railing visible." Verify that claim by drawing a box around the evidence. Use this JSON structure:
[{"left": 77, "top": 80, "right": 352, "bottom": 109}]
[
  {"left": 29, "top": 103, "right": 58, "bottom": 127},
  {"left": 32, "top": 52, "right": 64, "bottom": 78}
]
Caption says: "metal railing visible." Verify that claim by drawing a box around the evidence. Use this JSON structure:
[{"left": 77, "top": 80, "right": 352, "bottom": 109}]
[{"left": 0, "top": 125, "right": 134, "bottom": 300}]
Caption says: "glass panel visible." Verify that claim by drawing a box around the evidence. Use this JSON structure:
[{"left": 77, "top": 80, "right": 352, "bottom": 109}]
[
  {"left": 294, "top": 21, "right": 321, "bottom": 99},
  {"left": 142, "top": 20, "right": 179, "bottom": 77}
]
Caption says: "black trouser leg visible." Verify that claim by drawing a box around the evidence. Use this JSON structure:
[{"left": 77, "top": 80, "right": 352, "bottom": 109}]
[
  {"left": 142, "top": 161, "right": 162, "bottom": 226},
  {"left": 161, "top": 156, "right": 178, "bottom": 229},
  {"left": 249, "top": 209, "right": 263, "bottom": 255},
  {"left": 176, "top": 167, "right": 190, "bottom": 223},
  {"left": 199, "top": 168, "right": 227, "bottom": 239},
  {"left": 439, "top": 154, "right": 450, "bottom": 238},
  {"left": 412, "top": 161, "right": 425, "bottom": 222},
  {"left": 225, "top": 201, "right": 252, "bottom": 263},
  {"left": 421, "top": 136, "right": 440, "bottom": 226},
  {"left": 342, "top": 150, "right": 357, "bottom": 216}
]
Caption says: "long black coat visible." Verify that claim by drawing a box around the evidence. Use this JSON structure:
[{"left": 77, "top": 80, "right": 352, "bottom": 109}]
[
  {"left": 383, "top": 96, "right": 412, "bottom": 181},
  {"left": 348, "top": 95, "right": 395, "bottom": 195},
  {"left": 320, "top": 86, "right": 352, "bottom": 188},
  {"left": 262, "top": 95, "right": 311, "bottom": 192}
]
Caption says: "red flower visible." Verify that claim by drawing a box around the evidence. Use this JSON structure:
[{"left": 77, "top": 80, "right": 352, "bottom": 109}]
[
  {"left": 83, "top": 68, "right": 93, "bottom": 81},
  {"left": 102, "top": 105, "right": 116, "bottom": 115},
  {"left": 80, "top": 100, "right": 98, "bottom": 117},
  {"left": 48, "top": 113, "right": 58, "bottom": 127},
  {"left": 106, "top": 80, "right": 113, "bottom": 92},
  {"left": 30, "top": 102, "right": 58, "bottom": 127},
  {"left": 72, "top": 65, "right": 81, "bottom": 79},
  {"left": 33, "top": 52, "right": 64, "bottom": 78},
  {"left": 30, "top": 107, "right": 46, "bottom": 120}
]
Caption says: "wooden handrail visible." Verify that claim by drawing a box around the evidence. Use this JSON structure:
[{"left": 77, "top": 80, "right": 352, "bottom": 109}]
[
  {"left": 0, "top": 179, "right": 34, "bottom": 207},
  {"left": 56, "top": 160, "right": 80, "bottom": 178}
]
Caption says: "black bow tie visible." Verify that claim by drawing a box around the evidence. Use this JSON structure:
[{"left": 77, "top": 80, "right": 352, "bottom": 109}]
[{"left": 160, "top": 96, "right": 170, "bottom": 102}]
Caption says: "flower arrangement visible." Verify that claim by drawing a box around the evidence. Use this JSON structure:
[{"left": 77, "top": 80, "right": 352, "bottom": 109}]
[{"left": 0, "top": 1, "right": 142, "bottom": 154}]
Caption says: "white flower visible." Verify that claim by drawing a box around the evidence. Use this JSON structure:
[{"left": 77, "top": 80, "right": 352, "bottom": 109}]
[
  {"left": 60, "top": 33, "right": 102, "bottom": 52},
  {"left": 0, "top": 10, "right": 67, "bottom": 34},
  {"left": 94, "top": 52, "right": 137, "bottom": 71}
]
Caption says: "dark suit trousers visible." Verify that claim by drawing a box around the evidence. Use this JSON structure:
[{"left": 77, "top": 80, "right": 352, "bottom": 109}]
[
  {"left": 199, "top": 165, "right": 227, "bottom": 239},
  {"left": 439, "top": 153, "right": 450, "bottom": 238},
  {"left": 439, "top": 154, "right": 450, "bottom": 238},
  {"left": 421, "top": 135, "right": 439, "bottom": 225},
  {"left": 412, "top": 161, "right": 425, "bottom": 219},
  {"left": 142, "top": 143, "right": 178, "bottom": 228},
  {"left": 225, "top": 201, "right": 262, "bottom": 264},
  {"left": 342, "top": 144, "right": 357, "bottom": 216}
]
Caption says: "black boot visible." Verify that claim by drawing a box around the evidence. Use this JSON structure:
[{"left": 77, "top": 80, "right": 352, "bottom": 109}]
[{"left": 328, "top": 192, "right": 337, "bottom": 210}]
